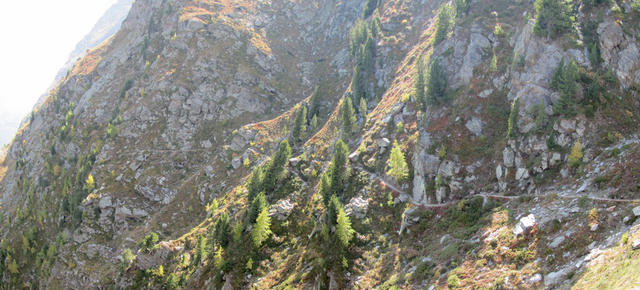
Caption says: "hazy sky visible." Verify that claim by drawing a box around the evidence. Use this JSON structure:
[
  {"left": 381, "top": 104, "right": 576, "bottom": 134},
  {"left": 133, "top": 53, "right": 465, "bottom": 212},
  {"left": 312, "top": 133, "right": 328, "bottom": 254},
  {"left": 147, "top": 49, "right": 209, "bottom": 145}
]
[{"left": 0, "top": 0, "right": 118, "bottom": 146}]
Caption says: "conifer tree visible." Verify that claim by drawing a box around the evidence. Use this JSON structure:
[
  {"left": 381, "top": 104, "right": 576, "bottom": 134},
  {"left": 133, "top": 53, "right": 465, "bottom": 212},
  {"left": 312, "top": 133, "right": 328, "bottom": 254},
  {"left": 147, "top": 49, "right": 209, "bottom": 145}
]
[
  {"left": 211, "top": 212, "right": 231, "bottom": 247},
  {"left": 434, "top": 4, "right": 454, "bottom": 44},
  {"left": 327, "top": 194, "right": 342, "bottom": 226},
  {"left": 329, "top": 140, "right": 349, "bottom": 197},
  {"left": 352, "top": 64, "right": 365, "bottom": 103},
  {"left": 193, "top": 234, "right": 207, "bottom": 265},
  {"left": 247, "top": 166, "right": 264, "bottom": 203},
  {"left": 263, "top": 140, "right": 292, "bottom": 193},
  {"left": 386, "top": 140, "right": 409, "bottom": 183},
  {"left": 320, "top": 173, "right": 332, "bottom": 207},
  {"left": 341, "top": 97, "right": 357, "bottom": 136},
  {"left": 533, "top": 0, "right": 573, "bottom": 39},
  {"left": 359, "top": 97, "right": 368, "bottom": 119},
  {"left": 551, "top": 59, "right": 579, "bottom": 117},
  {"left": 248, "top": 192, "right": 267, "bottom": 224},
  {"left": 310, "top": 114, "right": 318, "bottom": 130},
  {"left": 292, "top": 105, "right": 308, "bottom": 143},
  {"left": 309, "top": 86, "right": 322, "bottom": 119},
  {"left": 414, "top": 56, "right": 426, "bottom": 110},
  {"left": 336, "top": 207, "right": 354, "bottom": 248},
  {"left": 427, "top": 58, "right": 448, "bottom": 105},
  {"left": 568, "top": 140, "right": 583, "bottom": 168},
  {"left": 251, "top": 208, "right": 272, "bottom": 248}
]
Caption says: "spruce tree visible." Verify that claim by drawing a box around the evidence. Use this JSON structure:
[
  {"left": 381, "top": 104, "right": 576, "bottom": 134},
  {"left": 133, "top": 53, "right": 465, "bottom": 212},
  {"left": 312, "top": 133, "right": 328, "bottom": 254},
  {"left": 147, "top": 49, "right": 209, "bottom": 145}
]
[
  {"left": 352, "top": 64, "right": 365, "bottom": 103},
  {"left": 359, "top": 97, "right": 368, "bottom": 119},
  {"left": 247, "top": 166, "right": 264, "bottom": 203},
  {"left": 533, "top": 0, "right": 573, "bottom": 39},
  {"left": 309, "top": 86, "right": 322, "bottom": 119},
  {"left": 427, "top": 58, "right": 448, "bottom": 105},
  {"left": 248, "top": 192, "right": 267, "bottom": 224},
  {"left": 292, "top": 105, "right": 308, "bottom": 143},
  {"left": 212, "top": 212, "right": 231, "bottom": 247},
  {"left": 341, "top": 97, "right": 357, "bottom": 136},
  {"left": 263, "top": 140, "right": 292, "bottom": 194},
  {"left": 414, "top": 56, "right": 426, "bottom": 110},
  {"left": 551, "top": 59, "right": 579, "bottom": 117},
  {"left": 310, "top": 114, "right": 318, "bottom": 130},
  {"left": 320, "top": 173, "right": 332, "bottom": 207},
  {"left": 251, "top": 208, "right": 272, "bottom": 248},
  {"left": 386, "top": 140, "right": 409, "bottom": 183},
  {"left": 336, "top": 207, "right": 355, "bottom": 248},
  {"left": 327, "top": 194, "right": 342, "bottom": 226},
  {"left": 434, "top": 4, "right": 454, "bottom": 44},
  {"left": 193, "top": 234, "right": 207, "bottom": 265},
  {"left": 329, "top": 140, "right": 349, "bottom": 197}
]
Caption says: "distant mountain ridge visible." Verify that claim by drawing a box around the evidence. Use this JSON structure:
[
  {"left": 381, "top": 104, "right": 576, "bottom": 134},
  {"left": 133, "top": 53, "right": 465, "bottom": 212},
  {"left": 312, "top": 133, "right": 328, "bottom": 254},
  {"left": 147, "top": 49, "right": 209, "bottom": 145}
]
[{"left": 41, "top": 0, "right": 134, "bottom": 106}]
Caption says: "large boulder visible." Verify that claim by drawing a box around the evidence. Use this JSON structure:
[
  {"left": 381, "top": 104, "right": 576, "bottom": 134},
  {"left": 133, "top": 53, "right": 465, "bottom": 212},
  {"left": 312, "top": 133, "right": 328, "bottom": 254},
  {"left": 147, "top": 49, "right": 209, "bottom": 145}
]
[
  {"left": 345, "top": 197, "right": 369, "bottom": 219},
  {"left": 269, "top": 199, "right": 294, "bottom": 221},
  {"left": 513, "top": 214, "right": 537, "bottom": 236}
]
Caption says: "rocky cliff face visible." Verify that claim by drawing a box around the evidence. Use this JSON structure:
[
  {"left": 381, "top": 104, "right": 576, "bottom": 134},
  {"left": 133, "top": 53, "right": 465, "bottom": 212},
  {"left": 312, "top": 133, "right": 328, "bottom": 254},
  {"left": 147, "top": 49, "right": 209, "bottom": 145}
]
[{"left": 1, "top": 0, "right": 640, "bottom": 288}]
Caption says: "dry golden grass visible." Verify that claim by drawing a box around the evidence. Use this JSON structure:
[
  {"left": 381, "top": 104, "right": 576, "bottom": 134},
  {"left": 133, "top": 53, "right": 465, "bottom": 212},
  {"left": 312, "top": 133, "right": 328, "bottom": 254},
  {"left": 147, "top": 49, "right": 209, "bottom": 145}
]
[{"left": 70, "top": 40, "right": 109, "bottom": 76}]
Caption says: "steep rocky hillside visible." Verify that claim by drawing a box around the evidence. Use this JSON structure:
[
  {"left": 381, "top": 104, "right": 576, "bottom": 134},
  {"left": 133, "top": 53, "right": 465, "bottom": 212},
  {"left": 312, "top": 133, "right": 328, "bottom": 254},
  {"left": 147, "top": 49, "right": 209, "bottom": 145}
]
[{"left": 1, "top": 0, "right": 640, "bottom": 288}]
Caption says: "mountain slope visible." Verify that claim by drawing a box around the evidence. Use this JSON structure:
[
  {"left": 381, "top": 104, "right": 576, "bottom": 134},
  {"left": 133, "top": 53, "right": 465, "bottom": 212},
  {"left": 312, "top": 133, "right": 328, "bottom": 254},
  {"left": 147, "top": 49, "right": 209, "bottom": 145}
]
[{"left": 1, "top": 0, "right": 640, "bottom": 288}]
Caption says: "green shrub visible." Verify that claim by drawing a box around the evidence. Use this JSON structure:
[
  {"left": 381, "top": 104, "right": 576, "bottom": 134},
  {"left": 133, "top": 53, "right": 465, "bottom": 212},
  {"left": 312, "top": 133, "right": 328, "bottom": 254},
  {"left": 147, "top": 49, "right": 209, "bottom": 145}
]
[
  {"left": 121, "top": 248, "right": 136, "bottom": 271},
  {"left": 138, "top": 232, "right": 159, "bottom": 252},
  {"left": 621, "top": 233, "right": 630, "bottom": 245},
  {"left": 447, "top": 273, "right": 460, "bottom": 288}
]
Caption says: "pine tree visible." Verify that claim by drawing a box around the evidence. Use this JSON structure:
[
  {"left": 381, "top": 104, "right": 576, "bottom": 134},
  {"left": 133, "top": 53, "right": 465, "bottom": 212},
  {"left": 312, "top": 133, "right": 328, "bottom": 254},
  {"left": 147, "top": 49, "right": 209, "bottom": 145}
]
[
  {"left": 359, "top": 97, "right": 368, "bottom": 119},
  {"left": 341, "top": 97, "right": 357, "bottom": 136},
  {"left": 507, "top": 97, "right": 520, "bottom": 138},
  {"left": 310, "top": 114, "right": 318, "bottom": 130},
  {"left": 371, "top": 10, "right": 382, "bottom": 37},
  {"left": 551, "top": 59, "right": 579, "bottom": 117},
  {"left": 193, "top": 234, "right": 207, "bottom": 265},
  {"left": 329, "top": 140, "right": 350, "bottom": 197},
  {"left": 247, "top": 166, "right": 264, "bottom": 203},
  {"left": 212, "top": 212, "right": 231, "bottom": 247},
  {"left": 533, "top": 0, "right": 574, "bottom": 39},
  {"left": 262, "top": 140, "right": 292, "bottom": 194},
  {"left": 427, "top": 58, "right": 448, "bottom": 105},
  {"left": 327, "top": 194, "right": 342, "bottom": 226},
  {"left": 292, "top": 105, "right": 308, "bottom": 143},
  {"left": 248, "top": 192, "right": 267, "bottom": 224},
  {"left": 362, "top": 35, "right": 376, "bottom": 70},
  {"left": 309, "top": 86, "right": 322, "bottom": 119},
  {"left": 414, "top": 56, "right": 426, "bottom": 110},
  {"left": 213, "top": 246, "right": 224, "bottom": 269},
  {"left": 320, "top": 173, "right": 332, "bottom": 207},
  {"left": 251, "top": 208, "right": 272, "bottom": 248},
  {"left": 568, "top": 140, "right": 583, "bottom": 168},
  {"left": 352, "top": 64, "right": 365, "bottom": 103},
  {"left": 454, "top": 0, "right": 469, "bottom": 17},
  {"left": 336, "top": 207, "right": 355, "bottom": 248},
  {"left": 434, "top": 4, "right": 454, "bottom": 44},
  {"left": 386, "top": 140, "right": 409, "bottom": 183},
  {"left": 349, "top": 19, "right": 369, "bottom": 57}
]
